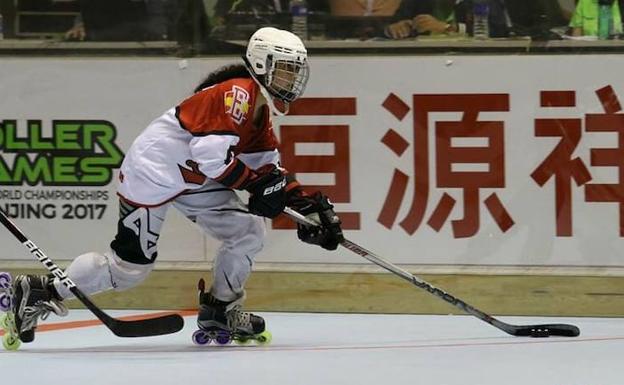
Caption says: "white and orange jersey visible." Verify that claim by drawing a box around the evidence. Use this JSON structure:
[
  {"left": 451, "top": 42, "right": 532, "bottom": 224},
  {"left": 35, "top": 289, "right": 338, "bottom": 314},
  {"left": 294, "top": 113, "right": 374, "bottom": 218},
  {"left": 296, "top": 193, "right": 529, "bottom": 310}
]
[{"left": 117, "top": 77, "right": 282, "bottom": 206}]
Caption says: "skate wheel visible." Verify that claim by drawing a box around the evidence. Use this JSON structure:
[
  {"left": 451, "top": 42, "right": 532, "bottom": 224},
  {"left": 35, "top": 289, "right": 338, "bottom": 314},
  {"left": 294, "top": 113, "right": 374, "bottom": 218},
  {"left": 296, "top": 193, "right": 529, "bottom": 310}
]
[
  {"left": 234, "top": 337, "right": 250, "bottom": 345},
  {"left": 192, "top": 330, "right": 211, "bottom": 345},
  {"left": 0, "top": 313, "right": 10, "bottom": 330},
  {"left": 0, "top": 273, "right": 11, "bottom": 289},
  {"left": 256, "top": 330, "right": 272, "bottom": 345},
  {"left": 214, "top": 330, "right": 232, "bottom": 345},
  {"left": 2, "top": 334, "right": 20, "bottom": 351},
  {"left": 0, "top": 294, "right": 11, "bottom": 312}
]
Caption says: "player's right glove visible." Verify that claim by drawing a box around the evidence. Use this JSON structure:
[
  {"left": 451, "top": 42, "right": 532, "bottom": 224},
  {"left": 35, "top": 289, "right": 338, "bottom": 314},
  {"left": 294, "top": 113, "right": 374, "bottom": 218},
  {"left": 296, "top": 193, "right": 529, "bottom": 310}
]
[
  {"left": 289, "top": 192, "right": 344, "bottom": 251},
  {"left": 245, "top": 165, "right": 287, "bottom": 219}
]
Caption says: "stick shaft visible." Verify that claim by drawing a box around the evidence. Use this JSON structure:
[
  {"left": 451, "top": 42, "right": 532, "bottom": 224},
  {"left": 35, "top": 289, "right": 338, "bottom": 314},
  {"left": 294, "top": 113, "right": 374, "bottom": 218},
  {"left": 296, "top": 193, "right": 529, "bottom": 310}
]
[{"left": 284, "top": 207, "right": 580, "bottom": 337}]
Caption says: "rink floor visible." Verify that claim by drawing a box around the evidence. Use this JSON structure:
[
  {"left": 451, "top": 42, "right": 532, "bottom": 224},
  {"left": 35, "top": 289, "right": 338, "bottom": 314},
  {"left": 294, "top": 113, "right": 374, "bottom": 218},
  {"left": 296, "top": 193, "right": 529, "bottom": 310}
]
[{"left": 0, "top": 310, "right": 622, "bottom": 385}]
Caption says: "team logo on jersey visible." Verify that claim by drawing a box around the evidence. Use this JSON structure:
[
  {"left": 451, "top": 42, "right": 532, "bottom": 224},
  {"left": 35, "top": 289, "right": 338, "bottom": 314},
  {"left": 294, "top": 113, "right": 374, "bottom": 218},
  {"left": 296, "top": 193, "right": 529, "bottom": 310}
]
[{"left": 224, "top": 85, "right": 250, "bottom": 125}]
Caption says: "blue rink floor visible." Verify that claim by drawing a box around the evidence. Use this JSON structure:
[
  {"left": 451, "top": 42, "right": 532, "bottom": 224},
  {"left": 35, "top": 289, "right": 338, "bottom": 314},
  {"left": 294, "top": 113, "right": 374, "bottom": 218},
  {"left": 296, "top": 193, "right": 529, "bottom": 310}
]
[{"left": 0, "top": 310, "right": 622, "bottom": 385}]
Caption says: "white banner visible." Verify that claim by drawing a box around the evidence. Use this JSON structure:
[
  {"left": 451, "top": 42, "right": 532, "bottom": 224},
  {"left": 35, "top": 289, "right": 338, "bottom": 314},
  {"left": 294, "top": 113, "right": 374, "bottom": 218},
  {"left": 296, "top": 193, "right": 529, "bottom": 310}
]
[{"left": 1, "top": 55, "right": 624, "bottom": 269}]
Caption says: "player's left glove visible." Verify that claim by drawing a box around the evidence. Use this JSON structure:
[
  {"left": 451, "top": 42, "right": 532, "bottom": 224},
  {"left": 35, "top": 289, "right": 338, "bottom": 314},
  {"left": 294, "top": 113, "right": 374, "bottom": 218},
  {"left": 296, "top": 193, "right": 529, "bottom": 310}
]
[
  {"left": 245, "top": 165, "right": 287, "bottom": 219},
  {"left": 289, "top": 192, "right": 344, "bottom": 251}
]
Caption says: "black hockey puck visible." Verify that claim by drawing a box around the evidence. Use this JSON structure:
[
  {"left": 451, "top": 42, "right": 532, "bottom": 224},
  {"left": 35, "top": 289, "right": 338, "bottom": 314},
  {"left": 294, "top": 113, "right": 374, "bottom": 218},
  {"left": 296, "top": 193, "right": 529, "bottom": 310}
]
[{"left": 530, "top": 328, "right": 550, "bottom": 338}]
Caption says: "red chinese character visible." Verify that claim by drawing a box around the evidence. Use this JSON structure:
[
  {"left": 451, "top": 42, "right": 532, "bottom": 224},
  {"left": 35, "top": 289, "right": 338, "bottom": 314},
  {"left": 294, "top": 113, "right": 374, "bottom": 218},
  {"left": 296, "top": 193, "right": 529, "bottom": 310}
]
[
  {"left": 272, "top": 97, "right": 361, "bottom": 230},
  {"left": 531, "top": 90, "right": 592, "bottom": 236},
  {"left": 584, "top": 85, "right": 624, "bottom": 236},
  {"left": 379, "top": 93, "right": 514, "bottom": 238}
]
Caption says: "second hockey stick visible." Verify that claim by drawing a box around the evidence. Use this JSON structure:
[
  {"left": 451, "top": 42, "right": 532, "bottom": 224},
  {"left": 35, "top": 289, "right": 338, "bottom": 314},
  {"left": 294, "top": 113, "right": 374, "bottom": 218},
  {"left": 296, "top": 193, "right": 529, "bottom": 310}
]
[
  {"left": 0, "top": 210, "right": 184, "bottom": 338},
  {"left": 284, "top": 207, "right": 580, "bottom": 338}
]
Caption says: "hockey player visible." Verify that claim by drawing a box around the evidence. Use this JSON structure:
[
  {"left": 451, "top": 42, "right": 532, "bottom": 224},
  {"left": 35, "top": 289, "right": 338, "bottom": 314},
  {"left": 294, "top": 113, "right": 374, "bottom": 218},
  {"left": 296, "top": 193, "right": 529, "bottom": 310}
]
[{"left": 9, "top": 27, "right": 344, "bottom": 344}]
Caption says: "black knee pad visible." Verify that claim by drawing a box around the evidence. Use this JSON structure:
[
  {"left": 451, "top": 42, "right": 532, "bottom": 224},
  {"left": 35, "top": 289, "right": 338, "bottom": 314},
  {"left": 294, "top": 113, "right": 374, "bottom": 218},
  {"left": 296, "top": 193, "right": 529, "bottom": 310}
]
[{"left": 110, "top": 222, "right": 157, "bottom": 265}]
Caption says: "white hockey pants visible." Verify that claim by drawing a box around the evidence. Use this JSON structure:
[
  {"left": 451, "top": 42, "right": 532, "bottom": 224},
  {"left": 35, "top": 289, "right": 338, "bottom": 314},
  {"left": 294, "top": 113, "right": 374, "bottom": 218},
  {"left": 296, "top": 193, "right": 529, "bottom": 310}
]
[{"left": 54, "top": 183, "right": 265, "bottom": 302}]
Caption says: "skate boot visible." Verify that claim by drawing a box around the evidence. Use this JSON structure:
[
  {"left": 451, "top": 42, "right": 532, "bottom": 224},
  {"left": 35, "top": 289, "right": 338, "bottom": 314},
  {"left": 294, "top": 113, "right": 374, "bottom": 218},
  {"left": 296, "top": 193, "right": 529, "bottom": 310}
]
[
  {"left": 11, "top": 275, "right": 68, "bottom": 344},
  {"left": 192, "top": 278, "right": 271, "bottom": 346}
]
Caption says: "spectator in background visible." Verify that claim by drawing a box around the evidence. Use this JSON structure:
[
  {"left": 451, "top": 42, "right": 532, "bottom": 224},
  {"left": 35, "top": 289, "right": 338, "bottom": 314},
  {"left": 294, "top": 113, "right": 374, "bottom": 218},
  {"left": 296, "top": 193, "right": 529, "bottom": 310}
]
[
  {"left": 385, "top": 0, "right": 441, "bottom": 39},
  {"left": 454, "top": 0, "right": 512, "bottom": 37},
  {"left": 292, "top": 0, "right": 396, "bottom": 40},
  {"left": 328, "top": 0, "right": 402, "bottom": 16},
  {"left": 175, "top": 0, "right": 212, "bottom": 51},
  {"left": 569, "top": 0, "right": 622, "bottom": 36},
  {"left": 558, "top": 0, "right": 577, "bottom": 20},
  {"left": 213, "top": 0, "right": 328, "bottom": 24},
  {"left": 385, "top": 0, "right": 512, "bottom": 39},
  {"left": 503, "top": 0, "right": 570, "bottom": 39},
  {"left": 210, "top": 0, "right": 328, "bottom": 40},
  {"left": 215, "top": 0, "right": 290, "bottom": 13},
  {"left": 212, "top": 0, "right": 288, "bottom": 28},
  {"left": 65, "top": 0, "right": 171, "bottom": 41}
]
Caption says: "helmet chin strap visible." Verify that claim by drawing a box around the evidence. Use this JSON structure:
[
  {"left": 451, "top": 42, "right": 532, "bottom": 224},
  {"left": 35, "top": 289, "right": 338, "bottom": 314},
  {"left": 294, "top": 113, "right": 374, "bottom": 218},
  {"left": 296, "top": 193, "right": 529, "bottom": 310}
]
[
  {"left": 243, "top": 56, "right": 291, "bottom": 116},
  {"left": 251, "top": 75, "right": 290, "bottom": 116}
]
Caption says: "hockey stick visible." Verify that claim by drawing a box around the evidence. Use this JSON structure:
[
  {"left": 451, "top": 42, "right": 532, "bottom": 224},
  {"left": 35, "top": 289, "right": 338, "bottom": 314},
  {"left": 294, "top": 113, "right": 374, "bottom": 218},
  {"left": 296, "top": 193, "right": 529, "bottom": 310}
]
[
  {"left": 284, "top": 207, "right": 580, "bottom": 338},
  {"left": 0, "top": 210, "right": 184, "bottom": 338}
]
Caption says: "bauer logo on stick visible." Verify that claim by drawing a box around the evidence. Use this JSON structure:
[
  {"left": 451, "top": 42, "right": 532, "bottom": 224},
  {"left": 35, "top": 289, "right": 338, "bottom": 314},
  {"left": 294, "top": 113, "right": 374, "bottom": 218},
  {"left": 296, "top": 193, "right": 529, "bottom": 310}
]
[{"left": 23, "top": 240, "right": 74, "bottom": 289}]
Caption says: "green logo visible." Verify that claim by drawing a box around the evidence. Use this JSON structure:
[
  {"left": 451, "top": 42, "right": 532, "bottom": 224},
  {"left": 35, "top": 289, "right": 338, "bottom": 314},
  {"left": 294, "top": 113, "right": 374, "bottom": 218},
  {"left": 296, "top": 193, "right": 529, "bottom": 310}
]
[{"left": 0, "top": 120, "right": 124, "bottom": 186}]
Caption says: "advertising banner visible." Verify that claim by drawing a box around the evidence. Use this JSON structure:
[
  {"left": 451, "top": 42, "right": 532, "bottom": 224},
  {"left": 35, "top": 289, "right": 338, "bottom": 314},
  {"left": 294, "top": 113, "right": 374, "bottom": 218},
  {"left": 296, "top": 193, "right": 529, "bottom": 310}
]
[{"left": 1, "top": 55, "right": 623, "bottom": 270}]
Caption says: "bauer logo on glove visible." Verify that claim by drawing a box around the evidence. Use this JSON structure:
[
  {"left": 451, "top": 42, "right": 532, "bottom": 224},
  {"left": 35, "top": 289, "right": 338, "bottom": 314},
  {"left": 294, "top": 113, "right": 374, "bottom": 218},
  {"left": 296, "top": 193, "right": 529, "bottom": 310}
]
[
  {"left": 245, "top": 165, "right": 288, "bottom": 219},
  {"left": 262, "top": 179, "right": 286, "bottom": 196}
]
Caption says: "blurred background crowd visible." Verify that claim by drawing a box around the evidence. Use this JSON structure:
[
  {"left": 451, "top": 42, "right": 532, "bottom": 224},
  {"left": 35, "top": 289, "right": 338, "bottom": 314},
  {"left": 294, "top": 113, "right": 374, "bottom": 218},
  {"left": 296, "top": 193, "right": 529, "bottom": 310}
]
[{"left": 0, "top": 0, "right": 621, "bottom": 49}]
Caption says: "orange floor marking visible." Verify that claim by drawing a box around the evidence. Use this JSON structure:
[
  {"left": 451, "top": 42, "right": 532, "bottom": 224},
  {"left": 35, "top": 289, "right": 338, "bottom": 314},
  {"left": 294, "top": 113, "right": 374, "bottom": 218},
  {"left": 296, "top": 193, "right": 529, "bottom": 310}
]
[{"left": 0, "top": 310, "right": 196, "bottom": 336}]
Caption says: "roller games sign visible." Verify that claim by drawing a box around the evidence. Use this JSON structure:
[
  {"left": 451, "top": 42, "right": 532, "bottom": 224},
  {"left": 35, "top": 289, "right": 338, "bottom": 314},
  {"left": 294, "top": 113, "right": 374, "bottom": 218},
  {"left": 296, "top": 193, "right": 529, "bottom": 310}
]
[{"left": 0, "top": 120, "right": 124, "bottom": 220}]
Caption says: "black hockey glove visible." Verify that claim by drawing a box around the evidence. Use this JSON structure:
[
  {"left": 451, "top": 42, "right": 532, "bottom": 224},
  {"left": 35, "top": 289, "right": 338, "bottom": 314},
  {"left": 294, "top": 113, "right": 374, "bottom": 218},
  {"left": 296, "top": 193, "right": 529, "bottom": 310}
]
[
  {"left": 289, "top": 192, "right": 344, "bottom": 251},
  {"left": 245, "top": 165, "right": 287, "bottom": 219}
]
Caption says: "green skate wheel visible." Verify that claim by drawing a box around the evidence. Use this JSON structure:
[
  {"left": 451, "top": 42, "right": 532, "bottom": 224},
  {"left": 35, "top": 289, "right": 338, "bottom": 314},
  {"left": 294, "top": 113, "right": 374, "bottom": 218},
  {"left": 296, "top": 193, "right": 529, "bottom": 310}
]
[
  {"left": 256, "top": 330, "right": 272, "bottom": 345},
  {"left": 2, "top": 334, "right": 20, "bottom": 351},
  {"left": 0, "top": 313, "right": 10, "bottom": 330},
  {"left": 234, "top": 337, "right": 251, "bottom": 345}
]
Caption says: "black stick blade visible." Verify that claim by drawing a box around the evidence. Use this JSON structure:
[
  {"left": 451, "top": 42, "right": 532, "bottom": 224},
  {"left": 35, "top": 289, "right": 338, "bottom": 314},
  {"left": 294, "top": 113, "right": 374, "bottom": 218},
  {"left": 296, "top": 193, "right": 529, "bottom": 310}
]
[
  {"left": 109, "top": 314, "right": 185, "bottom": 337},
  {"left": 74, "top": 287, "right": 185, "bottom": 337},
  {"left": 510, "top": 323, "right": 580, "bottom": 338}
]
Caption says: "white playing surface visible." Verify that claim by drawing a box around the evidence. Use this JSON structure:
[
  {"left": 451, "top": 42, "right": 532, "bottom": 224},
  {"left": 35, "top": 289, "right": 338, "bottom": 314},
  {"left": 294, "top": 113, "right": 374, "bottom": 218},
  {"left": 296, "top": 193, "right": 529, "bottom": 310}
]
[{"left": 1, "top": 310, "right": 621, "bottom": 385}]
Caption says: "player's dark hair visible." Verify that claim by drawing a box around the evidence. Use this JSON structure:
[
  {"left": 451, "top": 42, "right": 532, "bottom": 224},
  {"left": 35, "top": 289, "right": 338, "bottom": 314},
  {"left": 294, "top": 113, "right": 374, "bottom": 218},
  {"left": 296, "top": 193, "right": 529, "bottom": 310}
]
[{"left": 194, "top": 64, "right": 252, "bottom": 93}]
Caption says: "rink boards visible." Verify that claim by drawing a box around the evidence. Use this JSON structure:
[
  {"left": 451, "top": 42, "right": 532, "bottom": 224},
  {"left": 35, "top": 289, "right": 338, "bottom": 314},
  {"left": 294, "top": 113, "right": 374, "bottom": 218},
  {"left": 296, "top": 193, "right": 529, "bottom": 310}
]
[
  {"left": 1, "top": 55, "right": 624, "bottom": 314},
  {"left": 1, "top": 268, "right": 622, "bottom": 317}
]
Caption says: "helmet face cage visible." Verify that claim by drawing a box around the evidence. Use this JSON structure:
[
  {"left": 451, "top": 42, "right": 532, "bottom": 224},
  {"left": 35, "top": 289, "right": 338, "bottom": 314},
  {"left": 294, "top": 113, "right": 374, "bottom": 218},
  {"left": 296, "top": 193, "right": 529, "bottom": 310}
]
[
  {"left": 264, "top": 54, "right": 309, "bottom": 103},
  {"left": 245, "top": 28, "right": 309, "bottom": 104}
]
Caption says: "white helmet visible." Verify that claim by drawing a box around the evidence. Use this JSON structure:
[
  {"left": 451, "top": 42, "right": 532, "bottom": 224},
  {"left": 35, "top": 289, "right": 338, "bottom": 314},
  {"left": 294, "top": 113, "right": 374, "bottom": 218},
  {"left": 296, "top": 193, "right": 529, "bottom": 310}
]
[{"left": 244, "top": 27, "right": 309, "bottom": 106}]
